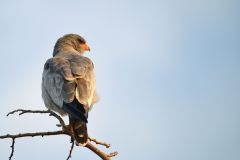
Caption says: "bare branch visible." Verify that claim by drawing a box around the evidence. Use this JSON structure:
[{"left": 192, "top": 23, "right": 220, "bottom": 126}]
[
  {"left": 9, "top": 138, "right": 15, "bottom": 160},
  {"left": 88, "top": 136, "right": 111, "bottom": 148},
  {"left": 108, "top": 151, "right": 119, "bottom": 158},
  {"left": 0, "top": 109, "right": 118, "bottom": 160},
  {"left": 7, "top": 109, "right": 51, "bottom": 116},
  {"left": 0, "top": 130, "right": 67, "bottom": 139},
  {"left": 6, "top": 109, "right": 66, "bottom": 130},
  {"left": 66, "top": 137, "right": 75, "bottom": 160},
  {"left": 85, "top": 143, "right": 118, "bottom": 160}
]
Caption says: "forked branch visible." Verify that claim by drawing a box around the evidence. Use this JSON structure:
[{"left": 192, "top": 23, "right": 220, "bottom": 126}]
[{"left": 0, "top": 109, "right": 118, "bottom": 160}]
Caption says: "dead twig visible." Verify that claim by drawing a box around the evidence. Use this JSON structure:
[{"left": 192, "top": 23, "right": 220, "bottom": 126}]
[
  {"left": 88, "top": 136, "right": 111, "bottom": 148},
  {"left": 0, "top": 130, "right": 67, "bottom": 139},
  {"left": 7, "top": 109, "right": 66, "bottom": 130},
  {"left": 86, "top": 143, "right": 118, "bottom": 160},
  {"left": 66, "top": 137, "right": 75, "bottom": 160},
  {"left": 9, "top": 138, "right": 15, "bottom": 160}
]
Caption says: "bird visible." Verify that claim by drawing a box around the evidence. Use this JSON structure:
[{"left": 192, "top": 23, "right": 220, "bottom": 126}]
[{"left": 41, "top": 34, "right": 98, "bottom": 146}]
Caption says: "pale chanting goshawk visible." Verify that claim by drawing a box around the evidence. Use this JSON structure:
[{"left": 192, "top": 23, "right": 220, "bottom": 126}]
[{"left": 41, "top": 34, "right": 98, "bottom": 146}]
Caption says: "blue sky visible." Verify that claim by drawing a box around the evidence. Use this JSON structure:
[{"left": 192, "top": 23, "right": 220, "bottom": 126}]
[{"left": 0, "top": 0, "right": 239, "bottom": 160}]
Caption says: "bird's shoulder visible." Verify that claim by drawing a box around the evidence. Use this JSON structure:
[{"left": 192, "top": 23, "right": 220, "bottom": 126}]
[
  {"left": 43, "top": 56, "right": 68, "bottom": 70},
  {"left": 65, "top": 53, "right": 94, "bottom": 69},
  {"left": 43, "top": 53, "right": 94, "bottom": 80},
  {"left": 43, "top": 56, "right": 74, "bottom": 81}
]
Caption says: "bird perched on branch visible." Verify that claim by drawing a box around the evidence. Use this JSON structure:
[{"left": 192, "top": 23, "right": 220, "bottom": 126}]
[{"left": 41, "top": 34, "right": 98, "bottom": 146}]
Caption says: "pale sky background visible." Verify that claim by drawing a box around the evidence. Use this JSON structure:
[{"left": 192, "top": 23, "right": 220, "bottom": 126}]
[{"left": 0, "top": 0, "right": 239, "bottom": 160}]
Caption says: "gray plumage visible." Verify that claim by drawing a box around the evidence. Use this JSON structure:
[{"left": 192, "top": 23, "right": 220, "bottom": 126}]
[
  {"left": 42, "top": 53, "right": 97, "bottom": 113},
  {"left": 41, "top": 34, "right": 97, "bottom": 145}
]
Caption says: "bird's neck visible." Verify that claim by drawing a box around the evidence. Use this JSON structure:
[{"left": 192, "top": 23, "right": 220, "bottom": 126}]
[{"left": 59, "top": 45, "right": 77, "bottom": 53}]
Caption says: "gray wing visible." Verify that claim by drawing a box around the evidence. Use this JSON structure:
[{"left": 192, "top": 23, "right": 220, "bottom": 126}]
[
  {"left": 41, "top": 54, "right": 97, "bottom": 115},
  {"left": 67, "top": 54, "right": 98, "bottom": 111}
]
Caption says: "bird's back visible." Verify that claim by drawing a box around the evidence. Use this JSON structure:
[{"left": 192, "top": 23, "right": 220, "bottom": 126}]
[{"left": 41, "top": 52, "right": 97, "bottom": 116}]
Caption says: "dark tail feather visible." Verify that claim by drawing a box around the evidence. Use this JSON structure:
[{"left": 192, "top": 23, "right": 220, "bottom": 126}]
[
  {"left": 63, "top": 97, "right": 88, "bottom": 146},
  {"left": 69, "top": 116, "right": 88, "bottom": 146},
  {"left": 63, "top": 97, "right": 88, "bottom": 123}
]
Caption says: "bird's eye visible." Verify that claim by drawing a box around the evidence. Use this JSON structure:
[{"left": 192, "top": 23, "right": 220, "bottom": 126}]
[
  {"left": 77, "top": 37, "right": 86, "bottom": 44},
  {"left": 77, "top": 39, "right": 82, "bottom": 43}
]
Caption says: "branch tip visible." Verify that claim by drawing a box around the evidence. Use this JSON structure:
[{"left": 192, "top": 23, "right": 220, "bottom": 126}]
[
  {"left": 9, "top": 138, "right": 15, "bottom": 160},
  {"left": 66, "top": 138, "right": 75, "bottom": 160}
]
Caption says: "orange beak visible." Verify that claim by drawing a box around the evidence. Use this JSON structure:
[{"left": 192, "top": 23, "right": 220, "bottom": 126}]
[{"left": 80, "top": 43, "right": 90, "bottom": 51}]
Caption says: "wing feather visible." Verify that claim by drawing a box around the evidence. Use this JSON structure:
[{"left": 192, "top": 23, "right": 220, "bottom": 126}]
[{"left": 41, "top": 53, "right": 97, "bottom": 115}]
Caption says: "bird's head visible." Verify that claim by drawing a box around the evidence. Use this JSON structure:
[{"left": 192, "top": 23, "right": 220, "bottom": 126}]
[{"left": 53, "top": 34, "right": 90, "bottom": 56}]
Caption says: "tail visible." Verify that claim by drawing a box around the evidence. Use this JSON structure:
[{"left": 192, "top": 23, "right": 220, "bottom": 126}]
[
  {"left": 69, "top": 116, "right": 88, "bottom": 146},
  {"left": 63, "top": 97, "right": 88, "bottom": 146}
]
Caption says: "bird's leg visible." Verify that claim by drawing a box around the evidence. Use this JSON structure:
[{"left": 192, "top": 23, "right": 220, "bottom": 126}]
[{"left": 68, "top": 116, "right": 82, "bottom": 145}]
